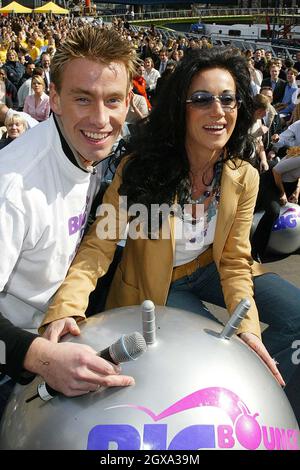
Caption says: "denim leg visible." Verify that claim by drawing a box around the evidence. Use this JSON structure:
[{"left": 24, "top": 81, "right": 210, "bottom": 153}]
[
  {"left": 190, "top": 262, "right": 226, "bottom": 308},
  {"left": 253, "top": 273, "right": 300, "bottom": 383},
  {"left": 166, "top": 268, "right": 221, "bottom": 323}
]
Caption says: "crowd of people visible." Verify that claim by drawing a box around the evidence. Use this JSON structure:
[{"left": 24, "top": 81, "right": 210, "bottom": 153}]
[{"left": 0, "top": 14, "right": 300, "bottom": 433}]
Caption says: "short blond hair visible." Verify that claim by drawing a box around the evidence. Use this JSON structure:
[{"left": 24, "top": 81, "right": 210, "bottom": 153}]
[
  {"left": 4, "top": 113, "right": 28, "bottom": 130},
  {"left": 51, "top": 26, "right": 138, "bottom": 92}
]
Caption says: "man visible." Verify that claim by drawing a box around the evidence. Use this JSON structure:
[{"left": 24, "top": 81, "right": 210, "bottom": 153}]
[
  {"left": 274, "top": 68, "right": 298, "bottom": 122},
  {"left": 261, "top": 62, "right": 287, "bottom": 105},
  {"left": 272, "top": 119, "right": 300, "bottom": 150},
  {"left": 157, "top": 48, "right": 168, "bottom": 75},
  {"left": 17, "top": 58, "right": 35, "bottom": 89},
  {"left": 39, "top": 52, "right": 51, "bottom": 94},
  {"left": 0, "top": 26, "right": 137, "bottom": 412}
]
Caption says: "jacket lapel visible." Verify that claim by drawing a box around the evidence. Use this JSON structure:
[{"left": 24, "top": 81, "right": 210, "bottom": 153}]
[{"left": 213, "top": 160, "right": 245, "bottom": 268}]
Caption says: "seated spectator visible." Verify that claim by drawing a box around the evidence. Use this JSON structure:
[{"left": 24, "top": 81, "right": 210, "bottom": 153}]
[
  {"left": 17, "top": 59, "right": 35, "bottom": 89},
  {"left": 0, "top": 67, "right": 18, "bottom": 109},
  {"left": 3, "top": 49, "right": 24, "bottom": 90},
  {"left": 0, "top": 103, "right": 38, "bottom": 129},
  {"left": 126, "top": 89, "right": 149, "bottom": 126},
  {"left": 247, "top": 58, "right": 262, "bottom": 95},
  {"left": 275, "top": 68, "right": 298, "bottom": 123},
  {"left": 261, "top": 62, "right": 286, "bottom": 105},
  {"left": 0, "top": 112, "right": 28, "bottom": 150},
  {"left": 272, "top": 119, "right": 300, "bottom": 150},
  {"left": 132, "top": 64, "right": 151, "bottom": 110},
  {"left": 286, "top": 93, "right": 300, "bottom": 126},
  {"left": 178, "top": 49, "right": 184, "bottom": 61},
  {"left": 143, "top": 57, "right": 160, "bottom": 104},
  {"left": 253, "top": 49, "right": 267, "bottom": 75},
  {"left": 260, "top": 87, "right": 282, "bottom": 152},
  {"left": 17, "top": 66, "right": 44, "bottom": 111},
  {"left": 26, "top": 38, "right": 40, "bottom": 63},
  {"left": 23, "top": 75, "right": 50, "bottom": 122},
  {"left": 249, "top": 94, "right": 269, "bottom": 172}
]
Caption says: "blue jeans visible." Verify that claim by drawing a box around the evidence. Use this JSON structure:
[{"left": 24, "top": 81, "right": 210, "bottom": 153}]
[{"left": 167, "top": 262, "right": 300, "bottom": 384}]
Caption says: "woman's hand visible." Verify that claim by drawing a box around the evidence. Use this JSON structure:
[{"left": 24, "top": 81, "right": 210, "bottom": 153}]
[
  {"left": 42, "top": 318, "right": 81, "bottom": 342},
  {"left": 240, "top": 332, "right": 285, "bottom": 386}
]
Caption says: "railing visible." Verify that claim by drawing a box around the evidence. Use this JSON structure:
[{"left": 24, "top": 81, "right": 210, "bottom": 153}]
[{"left": 99, "top": 7, "right": 300, "bottom": 23}]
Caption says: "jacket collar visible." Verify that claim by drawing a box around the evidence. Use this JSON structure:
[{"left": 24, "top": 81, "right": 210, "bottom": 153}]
[{"left": 53, "top": 113, "right": 103, "bottom": 175}]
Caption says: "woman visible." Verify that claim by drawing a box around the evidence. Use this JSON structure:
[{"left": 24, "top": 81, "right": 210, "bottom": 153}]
[
  {"left": 0, "top": 112, "right": 28, "bottom": 150},
  {"left": 249, "top": 93, "right": 269, "bottom": 173},
  {"left": 42, "top": 48, "right": 300, "bottom": 395},
  {"left": 143, "top": 57, "right": 160, "bottom": 103},
  {"left": 3, "top": 49, "right": 24, "bottom": 90},
  {"left": 23, "top": 75, "right": 50, "bottom": 122}
]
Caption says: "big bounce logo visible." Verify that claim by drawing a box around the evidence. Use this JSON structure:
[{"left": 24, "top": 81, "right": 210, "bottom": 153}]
[
  {"left": 273, "top": 206, "right": 300, "bottom": 231},
  {"left": 87, "top": 387, "right": 300, "bottom": 450}
]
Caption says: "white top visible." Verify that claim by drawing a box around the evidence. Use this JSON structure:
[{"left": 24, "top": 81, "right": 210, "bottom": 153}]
[
  {"left": 144, "top": 68, "right": 160, "bottom": 91},
  {"left": 126, "top": 94, "right": 149, "bottom": 124},
  {"left": 0, "top": 81, "right": 5, "bottom": 104},
  {"left": 273, "top": 121, "right": 300, "bottom": 149},
  {"left": 17, "top": 77, "right": 34, "bottom": 109},
  {"left": 0, "top": 114, "right": 102, "bottom": 330},
  {"left": 174, "top": 204, "right": 217, "bottom": 267}
]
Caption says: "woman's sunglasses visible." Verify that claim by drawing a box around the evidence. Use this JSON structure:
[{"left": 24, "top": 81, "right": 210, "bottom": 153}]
[{"left": 186, "top": 91, "right": 242, "bottom": 111}]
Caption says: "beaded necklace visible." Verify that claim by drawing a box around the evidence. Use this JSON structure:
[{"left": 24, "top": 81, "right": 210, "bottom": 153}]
[{"left": 185, "top": 157, "right": 223, "bottom": 239}]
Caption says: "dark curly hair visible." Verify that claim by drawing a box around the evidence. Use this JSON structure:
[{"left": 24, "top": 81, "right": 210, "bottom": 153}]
[{"left": 119, "top": 47, "right": 255, "bottom": 210}]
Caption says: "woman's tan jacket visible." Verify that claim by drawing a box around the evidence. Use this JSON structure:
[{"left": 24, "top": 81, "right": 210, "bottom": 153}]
[{"left": 40, "top": 157, "right": 265, "bottom": 338}]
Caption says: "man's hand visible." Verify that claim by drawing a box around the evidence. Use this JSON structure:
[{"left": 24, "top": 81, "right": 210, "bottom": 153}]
[
  {"left": 240, "top": 332, "right": 285, "bottom": 386},
  {"left": 42, "top": 318, "right": 81, "bottom": 342},
  {"left": 24, "top": 337, "right": 135, "bottom": 397}
]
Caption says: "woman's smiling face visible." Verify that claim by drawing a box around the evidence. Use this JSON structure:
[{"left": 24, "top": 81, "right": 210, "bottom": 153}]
[{"left": 185, "top": 68, "right": 238, "bottom": 157}]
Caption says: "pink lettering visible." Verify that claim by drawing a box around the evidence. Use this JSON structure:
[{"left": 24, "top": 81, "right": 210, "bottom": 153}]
[
  {"left": 217, "top": 425, "right": 235, "bottom": 448},
  {"left": 262, "top": 426, "right": 276, "bottom": 450},
  {"left": 275, "top": 428, "right": 287, "bottom": 450}
]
